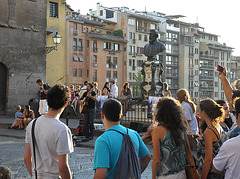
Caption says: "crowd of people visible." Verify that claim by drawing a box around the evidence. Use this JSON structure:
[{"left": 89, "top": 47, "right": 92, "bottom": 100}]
[{"left": 3, "top": 65, "right": 240, "bottom": 179}]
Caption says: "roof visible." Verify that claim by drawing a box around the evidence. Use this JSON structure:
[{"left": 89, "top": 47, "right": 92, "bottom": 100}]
[
  {"left": 84, "top": 32, "right": 127, "bottom": 43},
  {"left": 166, "top": 15, "right": 186, "bottom": 19},
  {"left": 69, "top": 16, "right": 105, "bottom": 27},
  {"left": 198, "top": 30, "right": 220, "bottom": 37},
  {"left": 127, "top": 13, "right": 160, "bottom": 23}
]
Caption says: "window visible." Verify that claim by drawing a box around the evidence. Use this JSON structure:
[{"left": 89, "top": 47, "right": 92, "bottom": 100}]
[
  {"left": 139, "top": 34, "right": 142, "bottom": 40},
  {"left": 78, "top": 54, "right": 84, "bottom": 62},
  {"left": 78, "top": 69, "right": 82, "bottom": 77},
  {"left": 215, "top": 82, "right": 218, "bottom": 87},
  {"left": 129, "top": 73, "right": 132, "bottom": 80},
  {"left": 93, "top": 40, "right": 97, "bottom": 52},
  {"left": 195, "top": 59, "right": 198, "bottom": 65},
  {"left": 215, "top": 92, "right": 218, "bottom": 98},
  {"left": 137, "top": 60, "right": 143, "bottom": 67},
  {"left": 221, "top": 92, "right": 224, "bottom": 99},
  {"left": 114, "top": 44, "right": 120, "bottom": 51},
  {"left": 73, "top": 38, "right": 77, "bottom": 51},
  {"left": 78, "top": 39, "right": 83, "bottom": 51},
  {"left": 129, "top": 32, "right": 132, "bottom": 39},
  {"left": 209, "top": 35, "right": 212, "bottom": 40},
  {"left": 195, "top": 92, "right": 198, "bottom": 97},
  {"left": 195, "top": 70, "right": 198, "bottom": 75},
  {"left": 93, "top": 70, "right": 97, "bottom": 82},
  {"left": 106, "top": 56, "right": 111, "bottom": 68},
  {"left": 87, "top": 55, "right": 89, "bottom": 63},
  {"left": 100, "top": 10, "right": 103, "bottom": 16},
  {"left": 49, "top": 2, "right": 58, "bottom": 18},
  {"left": 73, "top": 69, "right": 77, "bottom": 77},
  {"left": 113, "top": 71, "right": 117, "bottom": 82},
  {"left": 73, "top": 54, "right": 78, "bottom": 62},
  {"left": 202, "top": 34, "right": 205, "bottom": 39},
  {"left": 113, "top": 57, "right": 118, "bottom": 69},
  {"left": 106, "top": 10, "right": 114, "bottom": 18},
  {"left": 104, "top": 42, "right": 111, "bottom": 49},
  {"left": 93, "top": 55, "right": 97, "bottom": 67},
  {"left": 129, "top": 59, "right": 132, "bottom": 66},
  {"left": 87, "top": 70, "right": 89, "bottom": 78},
  {"left": 73, "top": 23, "right": 77, "bottom": 31},
  {"left": 133, "top": 32, "right": 135, "bottom": 40},
  {"left": 144, "top": 35, "right": 148, "bottom": 42},
  {"left": 106, "top": 71, "right": 111, "bottom": 81},
  {"left": 166, "top": 78, "right": 172, "bottom": 87},
  {"left": 87, "top": 40, "right": 89, "bottom": 48}
]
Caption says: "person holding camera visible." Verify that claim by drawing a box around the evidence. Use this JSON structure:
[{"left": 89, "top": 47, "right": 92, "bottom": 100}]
[{"left": 36, "top": 79, "right": 51, "bottom": 115}]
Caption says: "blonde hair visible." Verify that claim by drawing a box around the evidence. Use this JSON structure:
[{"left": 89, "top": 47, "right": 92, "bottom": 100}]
[{"left": 177, "top": 89, "right": 196, "bottom": 113}]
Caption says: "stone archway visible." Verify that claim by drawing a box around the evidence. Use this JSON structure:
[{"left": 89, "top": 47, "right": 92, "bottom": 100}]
[{"left": 0, "top": 63, "right": 8, "bottom": 115}]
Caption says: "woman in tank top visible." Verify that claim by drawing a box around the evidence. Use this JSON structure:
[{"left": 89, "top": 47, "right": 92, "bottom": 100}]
[
  {"left": 162, "top": 82, "right": 171, "bottom": 97},
  {"left": 119, "top": 82, "right": 132, "bottom": 100},
  {"left": 152, "top": 98, "right": 187, "bottom": 179},
  {"left": 23, "top": 105, "right": 35, "bottom": 130},
  {"left": 197, "top": 99, "right": 226, "bottom": 179},
  {"left": 102, "top": 82, "right": 111, "bottom": 96}
]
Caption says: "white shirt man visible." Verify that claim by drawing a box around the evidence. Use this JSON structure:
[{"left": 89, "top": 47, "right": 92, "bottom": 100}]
[
  {"left": 110, "top": 81, "right": 118, "bottom": 99},
  {"left": 24, "top": 84, "right": 73, "bottom": 179},
  {"left": 213, "top": 102, "right": 240, "bottom": 179}
]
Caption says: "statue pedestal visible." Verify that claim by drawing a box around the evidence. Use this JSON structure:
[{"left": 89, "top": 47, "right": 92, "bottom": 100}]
[{"left": 141, "top": 61, "right": 163, "bottom": 97}]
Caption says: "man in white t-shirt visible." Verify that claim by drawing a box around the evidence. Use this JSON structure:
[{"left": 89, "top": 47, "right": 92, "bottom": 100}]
[
  {"left": 24, "top": 84, "right": 74, "bottom": 179},
  {"left": 110, "top": 80, "right": 118, "bottom": 99},
  {"left": 213, "top": 98, "right": 240, "bottom": 179}
]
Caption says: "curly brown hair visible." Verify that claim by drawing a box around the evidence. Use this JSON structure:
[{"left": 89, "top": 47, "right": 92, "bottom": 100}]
[
  {"left": 200, "top": 98, "right": 224, "bottom": 126},
  {"left": 155, "top": 97, "right": 186, "bottom": 146}
]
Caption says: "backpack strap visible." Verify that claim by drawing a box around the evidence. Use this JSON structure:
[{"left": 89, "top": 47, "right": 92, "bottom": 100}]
[{"left": 32, "top": 118, "right": 38, "bottom": 179}]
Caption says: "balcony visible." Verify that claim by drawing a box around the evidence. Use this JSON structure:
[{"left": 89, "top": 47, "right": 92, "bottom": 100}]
[
  {"left": 136, "top": 53, "right": 142, "bottom": 56},
  {"left": 73, "top": 30, "right": 78, "bottom": 36},
  {"left": 166, "top": 50, "right": 179, "bottom": 55},
  {"left": 93, "top": 47, "right": 98, "bottom": 53},
  {"left": 136, "top": 27, "right": 149, "bottom": 33},
  {"left": 109, "top": 50, "right": 116, "bottom": 55},
  {"left": 199, "top": 64, "right": 214, "bottom": 70},
  {"left": 199, "top": 75, "right": 214, "bottom": 80},
  {"left": 166, "top": 25, "right": 180, "bottom": 32},
  {"left": 184, "top": 41, "right": 194, "bottom": 46},
  {"left": 93, "top": 62, "right": 98, "bottom": 67},
  {"left": 200, "top": 86, "right": 214, "bottom": 91},
  {"left": 200, "top": 54, "right": 219, "bottom": 60}
]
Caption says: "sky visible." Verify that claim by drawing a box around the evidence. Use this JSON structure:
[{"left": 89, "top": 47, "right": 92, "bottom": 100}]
[{"left": 67, "top": 0, "right": 240, "bottom": 56}]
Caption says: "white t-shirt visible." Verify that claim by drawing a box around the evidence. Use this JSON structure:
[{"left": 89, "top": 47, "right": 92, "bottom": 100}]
[
  {"left": 181, "top": 101, "right": 199, "bottom": 135},
  {"left": 25, "top": 116, "right": 74, "bottom": 178},
  {"left": 213, "top": 135, "right": 240, "bottom": 179},
  {"left": 111, "top": 84, "right": 118, "bottom": 98}
]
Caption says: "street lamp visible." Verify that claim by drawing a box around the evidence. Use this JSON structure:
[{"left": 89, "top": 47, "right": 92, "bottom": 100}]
[{"left": 46, "top": 32, "right": 62, "bottom": 54}]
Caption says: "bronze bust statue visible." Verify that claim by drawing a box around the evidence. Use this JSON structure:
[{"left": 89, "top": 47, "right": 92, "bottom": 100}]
[{"left": 143, "top": 29, "right": 166, "bottom": 61}]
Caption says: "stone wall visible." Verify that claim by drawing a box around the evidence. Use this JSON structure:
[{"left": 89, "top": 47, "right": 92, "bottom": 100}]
[{"left": 0, "top": 0, "right": 47, "bottom": 115}]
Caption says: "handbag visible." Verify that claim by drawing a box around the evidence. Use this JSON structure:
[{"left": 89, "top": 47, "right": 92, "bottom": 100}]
[{"left": 184, "top": 132, "right": 200, "bottom": 179}]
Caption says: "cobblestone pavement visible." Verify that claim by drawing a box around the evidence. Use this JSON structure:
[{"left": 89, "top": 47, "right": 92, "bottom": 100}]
[{"left": 0, "top": 136, "right": 153, "bottom": 179}]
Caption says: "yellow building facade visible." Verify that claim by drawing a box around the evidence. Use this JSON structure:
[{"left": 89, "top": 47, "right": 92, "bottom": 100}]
[{"left": 46, "top": 0, "right": 67, "bottom": 86}]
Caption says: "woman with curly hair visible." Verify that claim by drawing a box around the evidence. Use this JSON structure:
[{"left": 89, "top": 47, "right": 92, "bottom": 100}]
[
  {"left": 197, "top": 99, "right": 225, "bottom": 179},
  {"left": 152, "top": 98, "right": 187, "bottom": 179}
]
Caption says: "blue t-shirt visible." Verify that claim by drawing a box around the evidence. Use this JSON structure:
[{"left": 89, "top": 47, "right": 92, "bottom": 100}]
[
  {"left": 93, "top": 125, "right": 149, "bottom": 179},
  {"left": 15, "top": 111, "right": 23, "bottom": 119}
]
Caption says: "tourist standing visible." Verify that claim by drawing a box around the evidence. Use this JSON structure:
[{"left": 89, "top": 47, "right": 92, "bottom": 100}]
[
  {"left": 197, "top": 99, "right": 225, "bottom": 179},
  {"left": 102, "top": 82, "right": 111, "bottom": 96},
  {"left": 119, "top": 82, "right": 132, "bottom": 100},
  {"left": 162, "top": 82, "right": 171, "bottom": 97},
  {"left": 79, "top": 81, "right": 88, "bottom": 98},
  {"left": 93, "top": 99, "right": 151, "bottom": 178},
  {"left": 110, "top": 80, "right": 118, "bottom": 99},
  {"left": 79, "top": 83, "right": 97, "bottom": 140},
  {"left": 24, "top": 84, "right": 73, "bottom": 179},
  {"left": 36, "top": 79, "right": 50, "bottom": 115},
  {"left": 152, "top": 98, "right": 187, "bottom": 179},
  {"left": 93, "top": 82, "right": 101, "bottom": 96}
]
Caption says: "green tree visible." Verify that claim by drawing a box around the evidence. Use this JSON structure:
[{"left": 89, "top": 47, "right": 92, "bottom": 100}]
[
  {"left": 132, "top": 70, "right": 143, "bottom": 97},
  {"left": 113, "top": 30, "right": 123, "bottom": 38}
]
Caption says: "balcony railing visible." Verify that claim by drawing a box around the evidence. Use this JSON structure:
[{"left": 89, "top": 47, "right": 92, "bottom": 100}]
[
  {"left": 199, "top": 75, "right": 214, "bottom": 80},
  {"left": 200, "top": 86, "right": 214, "bottom": 90},
  {"left": 166, "top": 50, "right": 179, "bottom": 55},
  {"left": 166, "top": 73, "right": 178, "bottom": 77},
  {"left": 184, "top": 41, "right": 194, "bottom": 46},
  {"left": 189, "top": 53, "right": 194, "bottom": 57},
  {"left": 199, "top": 65, "right": 214, "bottom": 70},
  {"left": 200, "top": 54, "right": 219, "bottom": 60},
  {"left": 189, "top": 64, "right": 194, "bottom": 68},
  {"left": 136, "top": 27, "right": 149, "bottom": 33},
  {"left": 132, "top": 53, "right": 137, "bottom": 57}
]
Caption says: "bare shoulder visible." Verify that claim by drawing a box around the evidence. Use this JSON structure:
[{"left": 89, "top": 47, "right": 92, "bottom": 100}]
[{"left": 153, "top": 125, "right": 167, "bottom": 140}]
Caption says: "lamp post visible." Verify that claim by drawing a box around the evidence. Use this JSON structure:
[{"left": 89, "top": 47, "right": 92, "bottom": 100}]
[{"left": 46, "top": 32, "right": 62, "bottom": 54}]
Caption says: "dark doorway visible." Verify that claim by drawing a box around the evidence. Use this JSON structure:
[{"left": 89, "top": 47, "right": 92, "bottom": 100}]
[{"left": 0, "top": 63, "right": 8, "bottom": 115}]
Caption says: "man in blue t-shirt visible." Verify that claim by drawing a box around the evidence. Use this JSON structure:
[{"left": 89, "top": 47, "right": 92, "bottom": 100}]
[{"left": 93, "top": 99, "right": 151, "bottom": 179}]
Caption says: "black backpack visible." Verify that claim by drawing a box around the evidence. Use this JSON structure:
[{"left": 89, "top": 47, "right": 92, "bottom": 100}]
[{"left": 108, "top": 128, "right": 141, "bottom": 179}]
